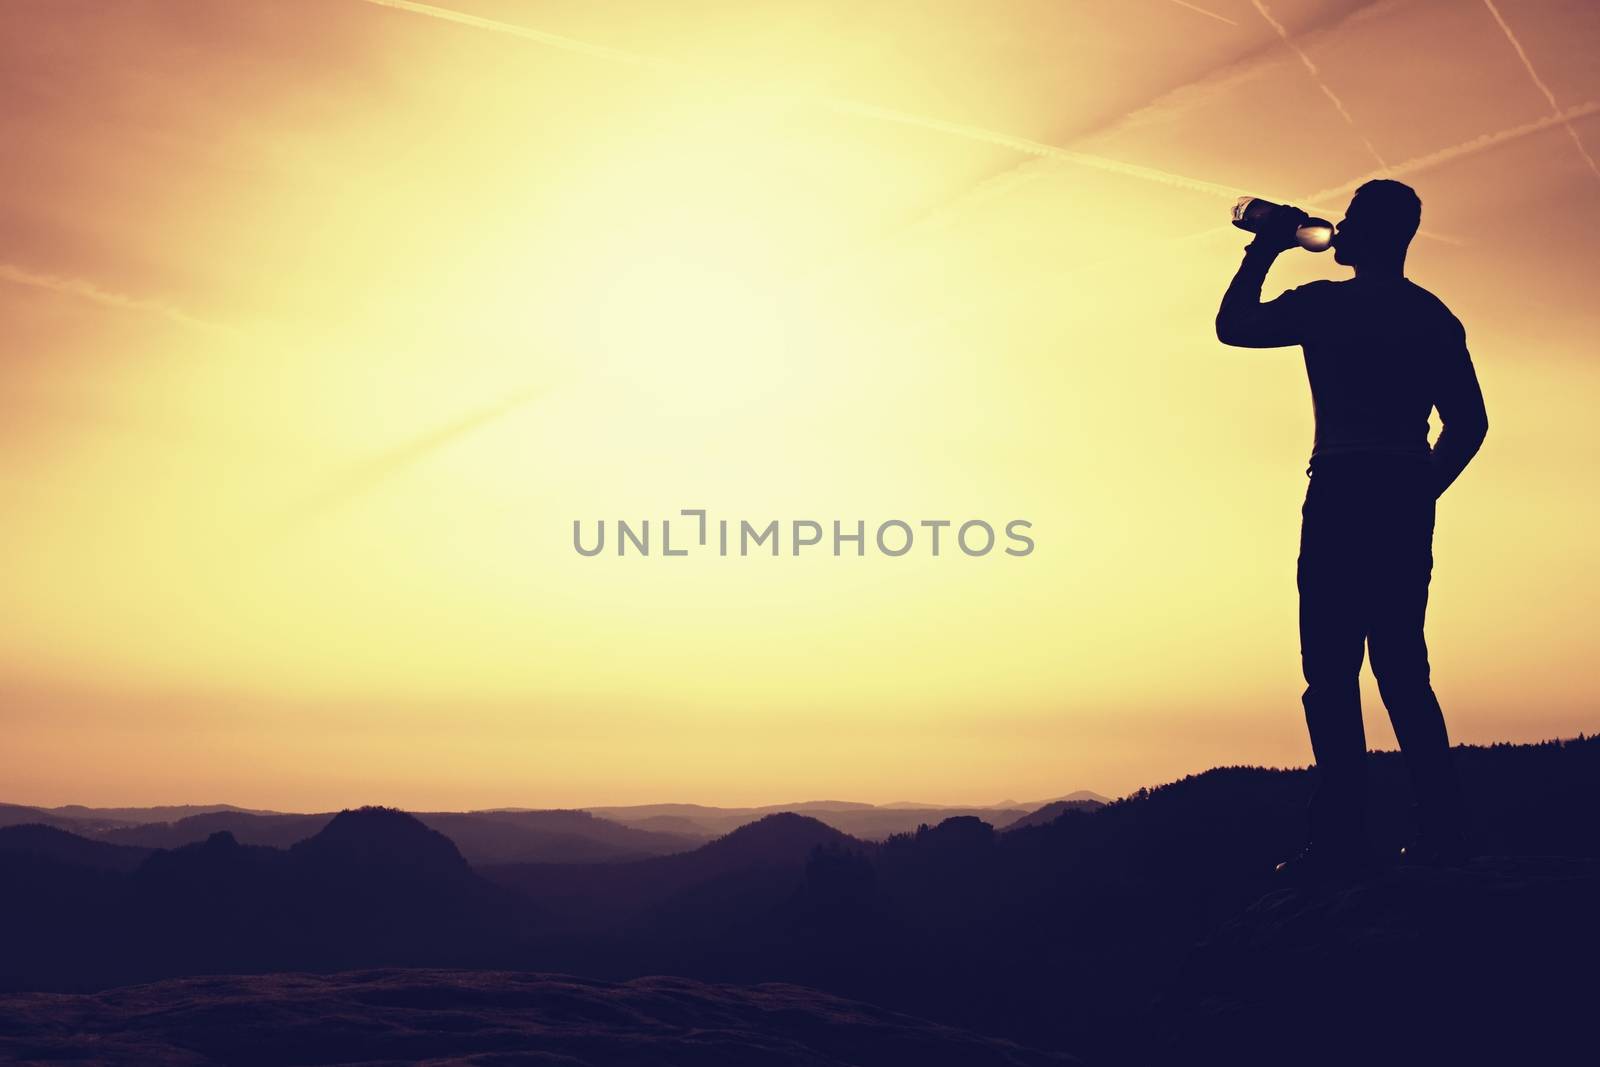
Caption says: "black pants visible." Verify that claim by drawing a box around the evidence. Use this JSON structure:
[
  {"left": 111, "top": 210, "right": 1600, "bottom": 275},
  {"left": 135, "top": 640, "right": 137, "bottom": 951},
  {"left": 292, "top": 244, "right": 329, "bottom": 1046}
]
[{"left": 1297, "top": 453, "right": 1463, "bottom": 848}]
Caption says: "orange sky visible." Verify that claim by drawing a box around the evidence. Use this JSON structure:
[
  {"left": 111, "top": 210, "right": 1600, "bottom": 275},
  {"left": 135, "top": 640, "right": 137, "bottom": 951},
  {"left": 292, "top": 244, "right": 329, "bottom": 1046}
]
[{"left": 2, "top": 0, "right": 1597, "bottom": 810}]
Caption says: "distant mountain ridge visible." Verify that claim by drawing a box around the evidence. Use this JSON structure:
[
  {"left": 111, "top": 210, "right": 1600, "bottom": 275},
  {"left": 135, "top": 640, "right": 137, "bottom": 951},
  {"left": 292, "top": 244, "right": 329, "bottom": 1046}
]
[
  {"left": 1, "top": 793, "right": 1114, "bottom": 849},
  {"left": 1002, "top": 798, "right": 1106, "bottom": 831},
  {"left": 480, "top": 812, "right": 864, "bottom": 939},
  {"left": 2, "top": 806, "right": 521, "bottom": 989},
  {"left": 3, "top": 739, "right": 1600, "bottom": 1062},
  {"left": 0, "top": 824, "right": 153, "bottom": 872},
  {"left": 585, "top": 802, "right": 1055, "bottom": 840},
  {"left": 48, "top": 803, "right": 274, "bottom": 824},
  {"left": 5, "top": 738, "right": 1596, "bottom": 1064},
  {"left": 3, "top": 805, "right": 701, "bottom": 866}
]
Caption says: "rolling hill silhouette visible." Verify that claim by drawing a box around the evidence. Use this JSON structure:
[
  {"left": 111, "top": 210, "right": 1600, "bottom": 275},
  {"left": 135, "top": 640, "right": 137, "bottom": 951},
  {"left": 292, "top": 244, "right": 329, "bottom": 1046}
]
[
  {"left": 83, "top": 807, "right": 699, "bottom": 863},
  {"left": 0, "top": 802, "right": 129, "bottom": 835},
  {"left": 2, "top": 737, "right": 1596, "bottom": 1064},
  {"left": 1, "top": 807, "right": 519, "bottom": 990},
  {"left": 100, "top": 810, "right": 331, "bottom": 850},
  {"left": 48, "top": 803, "right": 272, "bottom": 824},
  {"left": 1001, "top": 798, "right": 1105, "bottom": 830},
  {"left": 482, "top": 812, "right": 861, "bottom": 936},
  {"left": 0, "top": 803, "right": 278, "bottom": 836},
  {"left": 0, "top": 823, "right": 153, "bottom": 872},
  {"left": 588, "top": 801, "right": 1038, "bottom": 840},
  {"left": 287, "top": 806, "right": 476, "bottom": 884},
  {"left": 2, "top": 797, "right": 1064, "bottom": 852},
  {"left": 413, "top": 808, "right": 697, "bottom": 863}
]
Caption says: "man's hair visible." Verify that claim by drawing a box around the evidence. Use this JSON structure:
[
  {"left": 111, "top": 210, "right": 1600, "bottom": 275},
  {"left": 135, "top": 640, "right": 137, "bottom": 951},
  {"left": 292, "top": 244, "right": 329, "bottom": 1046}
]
[{"left": 1351, "top": 179, "right": 1422, "bottom": 245}]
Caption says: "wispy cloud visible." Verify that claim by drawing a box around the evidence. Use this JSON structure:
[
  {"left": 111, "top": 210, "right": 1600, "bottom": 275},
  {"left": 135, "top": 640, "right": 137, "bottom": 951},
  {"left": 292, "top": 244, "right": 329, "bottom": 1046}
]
[
  {"left": 353, "top": 0, "right": 1244, "bottom": 200},
  {"left": 0, "top": 262, "right": 232, "bottom": 335},
  {"left": 1481, "top": 0, "right": 1600, "bottom": 184},
  {"left": 1250, "top": 0, "right": 1388, "bottom": 172}
]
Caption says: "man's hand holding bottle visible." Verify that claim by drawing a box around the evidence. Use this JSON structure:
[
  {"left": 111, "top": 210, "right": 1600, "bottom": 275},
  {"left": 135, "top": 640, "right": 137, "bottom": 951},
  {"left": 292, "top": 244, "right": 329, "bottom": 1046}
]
[{"left": 1231, "top": 196, "right": 1332, "bottom": 254}]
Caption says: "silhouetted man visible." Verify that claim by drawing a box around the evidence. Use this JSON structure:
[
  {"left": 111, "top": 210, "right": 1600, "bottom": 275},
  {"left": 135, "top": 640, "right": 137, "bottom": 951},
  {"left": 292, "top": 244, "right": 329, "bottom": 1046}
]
[{"left": 1215, "top": 180, "right": 1488, "bottom": 878}]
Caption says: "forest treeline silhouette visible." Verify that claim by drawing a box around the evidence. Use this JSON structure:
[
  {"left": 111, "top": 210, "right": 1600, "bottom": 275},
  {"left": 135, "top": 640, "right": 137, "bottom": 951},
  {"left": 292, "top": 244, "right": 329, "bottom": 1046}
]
[{"left": 3, "top": 737, "right": 1598, "bottom": 1065}]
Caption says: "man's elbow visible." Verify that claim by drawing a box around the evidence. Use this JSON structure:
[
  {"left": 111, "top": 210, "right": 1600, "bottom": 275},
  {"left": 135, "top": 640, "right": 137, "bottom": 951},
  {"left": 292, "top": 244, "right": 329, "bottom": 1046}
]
[
  {"left": 1461, "top": 412, "right": 1490, "bottom": 454},
  {"left": 1470, "top": 405, "right": 1490, "bottom": 443},
  {"left": 1215, "top": 314, "right": 1243, "bottom": 347},
  {"left": 1215, "top": 308, "right": 1285, "bottom": 348}
]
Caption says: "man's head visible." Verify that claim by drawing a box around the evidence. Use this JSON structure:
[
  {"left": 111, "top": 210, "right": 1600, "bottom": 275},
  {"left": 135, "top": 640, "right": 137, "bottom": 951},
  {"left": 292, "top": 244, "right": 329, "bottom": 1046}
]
[{"left": 1332, "top": 179, "right": 1421, "bottom": 268}]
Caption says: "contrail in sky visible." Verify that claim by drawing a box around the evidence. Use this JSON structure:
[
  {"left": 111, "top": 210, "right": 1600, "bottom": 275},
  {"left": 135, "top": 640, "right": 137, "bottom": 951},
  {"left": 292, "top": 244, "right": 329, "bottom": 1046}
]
[
  {"left": 889, "top": 100, "right": 1593, "bottom": 342},
  {"left": 1301, "top": 99, "right": 1600, "bottom": 204},
  {"left": 0, "top": 262, "right": 232, "bottom": 335},
  {"left": 809, "top": 97, "right": 1246, "bottom": 199},
  {"left": 358, "top": 0, "right": 687, "bottom": 73},
  {"left": 1005, "top": 100, "right": 1600, "bottom": 310},
  {"left": 897, "top": 157, "right": 1069, "bottom": 243},
  {"left": 1048, "top": 101, "right": 1600, "bottom": 283},
  {"left": 1480, "top": 0, "right": 1600, "bottom": 184},
  {"left": 1167, "top": 0, "right": 1238, "bottom": 26},
  {"left": 887, "top": 0, "right": 1400, "bottom": 244},
  {"left": 354, "top": 0, "right": 1245, "bottom": 200},
  {"left": 1250, "top": 0, "right": 1389, "bottom": 172},
  {"left": 296, "top": 384, "right": 551, "bottom": 519}
]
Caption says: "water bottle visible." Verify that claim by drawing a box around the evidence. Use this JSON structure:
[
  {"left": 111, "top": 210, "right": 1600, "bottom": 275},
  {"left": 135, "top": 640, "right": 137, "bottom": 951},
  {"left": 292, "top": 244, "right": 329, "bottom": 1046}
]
[{"left": 1232, "top": 196, "right": 1334, "bottom": 252}]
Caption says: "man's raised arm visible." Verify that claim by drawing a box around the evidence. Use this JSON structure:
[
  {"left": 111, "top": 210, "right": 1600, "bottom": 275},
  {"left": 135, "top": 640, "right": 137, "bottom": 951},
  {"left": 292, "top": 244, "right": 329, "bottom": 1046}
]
[{"left": 1216, "top": 204, "right": 1309, "bottom": 349}]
